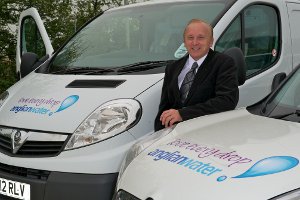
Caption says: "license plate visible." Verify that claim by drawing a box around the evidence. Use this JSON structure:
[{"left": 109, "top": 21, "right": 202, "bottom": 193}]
[{"left": 0, "top": 177, "right": 30, "bottom": 200}]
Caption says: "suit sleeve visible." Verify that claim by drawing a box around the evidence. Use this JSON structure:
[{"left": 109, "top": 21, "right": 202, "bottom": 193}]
[
  {"left": 178, "top": 56, "right": 239, "bottom": 121},
  {"left": 154, "top": 64, "right": 171, "bottom": 131}
]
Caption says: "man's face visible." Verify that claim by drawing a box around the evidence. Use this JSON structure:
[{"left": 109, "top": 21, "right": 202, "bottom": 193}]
[{"left": 184, "top": 22, "right": 213, "bottom": 61}]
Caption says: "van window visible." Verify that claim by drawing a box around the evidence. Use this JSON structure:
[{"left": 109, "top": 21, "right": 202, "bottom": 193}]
[
  {"left": 21, "top": 16, "right": 46, "bottom": 59},
  {"left": 287, "top": 3, "right": 300, "bottom": 69},
  {"left": 49, "top": 1, "right": 233, "bottom": 73},
  {"left": 216, "top": 5, "right": 280, "bottom": 77},
  {"left": 264, "top": 68, "right": 300, "bottom": 118}
]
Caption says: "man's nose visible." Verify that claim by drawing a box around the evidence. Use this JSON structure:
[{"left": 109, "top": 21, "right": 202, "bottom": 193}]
[{"left": 192, "top": 38, "right": 199, "bottom": 45}]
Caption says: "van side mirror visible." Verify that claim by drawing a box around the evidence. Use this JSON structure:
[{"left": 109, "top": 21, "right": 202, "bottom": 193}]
[
  {"left": 271, "top": 72, "right": 286, "bottom": 91},
  {"left": 20, "top": 53, "right": 49, "bottom": 78},
  {"left": 20, "top": 52, "right": 39, "bottom": 78}
]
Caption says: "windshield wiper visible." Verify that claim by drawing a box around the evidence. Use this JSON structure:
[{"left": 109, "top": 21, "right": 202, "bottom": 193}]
[
  {"left": 50, "top": 61, "right": 175, "bottom": 75},
  {"left": 271, "top": 109, "right": 300, "bottom": 119},
  {"left": 50, "top": 67, "right": 115, "bottom": 75},
  {"left": 116, "top": 60, "right": 175, "bottom": 74}
]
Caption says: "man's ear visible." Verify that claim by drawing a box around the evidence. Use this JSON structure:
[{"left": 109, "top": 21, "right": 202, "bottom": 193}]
[{"left": 210, "top": 38, "right": 214, "bottom": 47}]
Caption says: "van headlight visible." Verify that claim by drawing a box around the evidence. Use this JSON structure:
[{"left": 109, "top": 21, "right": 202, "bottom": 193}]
[
  {"left": 65, "top": 99, "right": 141, "bottom": 150},
  {"left": 0, "top": 91, "right": 9, "bottom": 109},
  {"left": 117, "top": 126, "right": 175, "bottom": 183}
]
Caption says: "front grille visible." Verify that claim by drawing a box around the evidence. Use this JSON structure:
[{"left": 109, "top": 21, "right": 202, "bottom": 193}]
[
  {"left": 0, "top": 127, "right": 68, "bottom": 157},
  {"left": 0, "top": 194, "right": 17, "bottom": 200},
  {"left": 17, "top": 140, "right": 66, "bottom": 156},
  {"left": 0, "top": 162, "right": 50, "bottom": 180},
  {"left": 0, "top": 134, "right": 10, "bottom": 152},
  {"left": 114, "top": 190, "right": 141, "bottom": 200},
  {"left": 0, "top": 135, "right": 65, "bottom": 157}
]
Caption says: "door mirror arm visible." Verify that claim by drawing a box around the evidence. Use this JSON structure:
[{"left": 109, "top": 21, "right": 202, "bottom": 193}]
[
  {"left": 35, "top": 55, "right": 50, "bottom": 73},
  {"left": 271, "top": 72, "right": 286, "bottom": 91}
]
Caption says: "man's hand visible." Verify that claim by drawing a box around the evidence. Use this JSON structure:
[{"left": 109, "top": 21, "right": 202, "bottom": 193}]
[{"left": 160, "top": 109, "right": 183, "bottom": 128}]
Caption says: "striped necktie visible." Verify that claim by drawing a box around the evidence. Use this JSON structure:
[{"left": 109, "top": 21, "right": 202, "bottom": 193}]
[{"left": 180, "top": 62, "right": 198, "bottom": 104}]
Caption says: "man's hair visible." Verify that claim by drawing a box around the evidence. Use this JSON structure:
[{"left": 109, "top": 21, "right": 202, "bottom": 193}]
[{"left": 183, "top": 19, "right": 213, "bottom": 38}]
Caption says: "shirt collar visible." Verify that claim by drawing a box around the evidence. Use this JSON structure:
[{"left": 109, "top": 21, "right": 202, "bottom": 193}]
[{"left": 188, "top": 54, "right": 208, "bottom": 68}]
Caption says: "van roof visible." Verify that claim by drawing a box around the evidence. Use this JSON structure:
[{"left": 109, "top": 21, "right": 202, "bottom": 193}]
[{"left": 109, "top": 0, "right": 236, "bottom": 12}]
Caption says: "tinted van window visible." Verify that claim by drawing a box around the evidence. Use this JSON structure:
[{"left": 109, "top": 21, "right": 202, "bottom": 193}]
[{"left": 216, "top": 4, "right": 280, "bottom": 77}]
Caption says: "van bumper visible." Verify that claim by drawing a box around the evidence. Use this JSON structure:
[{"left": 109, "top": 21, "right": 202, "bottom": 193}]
[{"left": 0, "top": 169, "right": 118, "bottom": 200}]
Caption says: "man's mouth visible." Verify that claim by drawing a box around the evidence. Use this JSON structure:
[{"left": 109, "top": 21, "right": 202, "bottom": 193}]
[{"left": 191, "top": 47, "right": 200, "bottom": 51}]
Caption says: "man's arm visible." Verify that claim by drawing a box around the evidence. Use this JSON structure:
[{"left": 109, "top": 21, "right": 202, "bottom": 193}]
[{"left": 154, "top": 65, "right": 172, "bottom": 131}]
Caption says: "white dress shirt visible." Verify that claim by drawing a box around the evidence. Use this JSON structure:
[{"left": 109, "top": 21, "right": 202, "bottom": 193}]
[{"left": 178, "top": 54, "right": 208, "bottom": 88}]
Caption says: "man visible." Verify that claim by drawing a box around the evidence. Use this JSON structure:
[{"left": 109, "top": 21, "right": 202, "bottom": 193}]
[{"left": 154, "top": 19, "right": 239, "bottom": 131}]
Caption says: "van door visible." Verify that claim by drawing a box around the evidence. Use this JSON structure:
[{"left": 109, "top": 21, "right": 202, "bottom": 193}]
[
  {"left": 215, "top": 1, "right": 293, "bottom": 106},
  {"left": 287, "top": 2, "right": 300, "bottom": 68},
  {"left": 16, "top": 7, "right": 53, "bottom": 76}
]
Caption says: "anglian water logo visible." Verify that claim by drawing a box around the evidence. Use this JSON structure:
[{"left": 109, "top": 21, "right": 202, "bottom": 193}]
[
  {"left": 160, "top": 138, "right": 300, "bottom": 182},
  {"left": 148, "top": 148, "right": 299, "bottom": 183},
  {"left": 10, "top": 95, "right": 79, "bottom": 116}
]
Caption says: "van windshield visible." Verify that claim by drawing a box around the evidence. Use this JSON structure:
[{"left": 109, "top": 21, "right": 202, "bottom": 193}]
[
  {"left": 263, "top": 67, "right": 300, "bottom": 122},
  {"left": 50, "top": 1, "right": 230, "bottom": 74}
]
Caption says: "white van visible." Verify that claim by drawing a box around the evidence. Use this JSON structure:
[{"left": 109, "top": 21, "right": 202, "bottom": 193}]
[
  {"left": 0, "top": 0, "right": 299, "bottom": 199},
  {"left": 114, "top": 57, "right": 300, "bottom": 200}
]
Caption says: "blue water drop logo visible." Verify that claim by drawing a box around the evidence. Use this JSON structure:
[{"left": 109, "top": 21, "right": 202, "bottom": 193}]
[
  {"left": 233, "top": 156, "right": 299, "bottom": 178},
  {"left": 217, "top": 176, "right": 227, "bottom": 182},
  {"left": 55, "top": 95, "right": 79, "bottom": 113}
]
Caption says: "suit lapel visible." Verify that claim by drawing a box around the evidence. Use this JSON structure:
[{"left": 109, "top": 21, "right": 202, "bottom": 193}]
[
  {"left": 185, "top": 49, "right": 216, "bottom": 103},
  {"left": 172, "top": 55, "right": 188, "bottom": 101}
]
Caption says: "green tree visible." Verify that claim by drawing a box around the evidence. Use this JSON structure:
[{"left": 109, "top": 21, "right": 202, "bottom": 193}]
[
  {"left": 74, "top": 0, "right": 137, "bottom": 32},
  {"left": 0, "top": 0, "right": 19, "bottom": 94}
]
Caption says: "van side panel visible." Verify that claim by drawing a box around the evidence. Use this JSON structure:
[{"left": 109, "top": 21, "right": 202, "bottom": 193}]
[{"left": 287, "top": 2, "right": 300, "bottom": 68}]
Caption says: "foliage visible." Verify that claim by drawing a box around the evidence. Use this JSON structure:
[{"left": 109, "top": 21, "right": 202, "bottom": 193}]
[{"left": 0, "top": 0, "right": 138, "bottom": 94}]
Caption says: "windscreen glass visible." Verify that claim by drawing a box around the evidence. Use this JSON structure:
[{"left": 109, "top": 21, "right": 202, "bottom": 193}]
[
  {"left": 264, "top": 68, "right": 300, "bottom": 122},
  {"left": 50, "top": 1, "right": 228, "bottom": 73}
]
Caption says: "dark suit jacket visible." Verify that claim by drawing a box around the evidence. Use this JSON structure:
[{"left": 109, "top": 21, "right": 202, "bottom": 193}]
[{"left": 154, "top": 49, "right": 239, "bottom": 131}]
